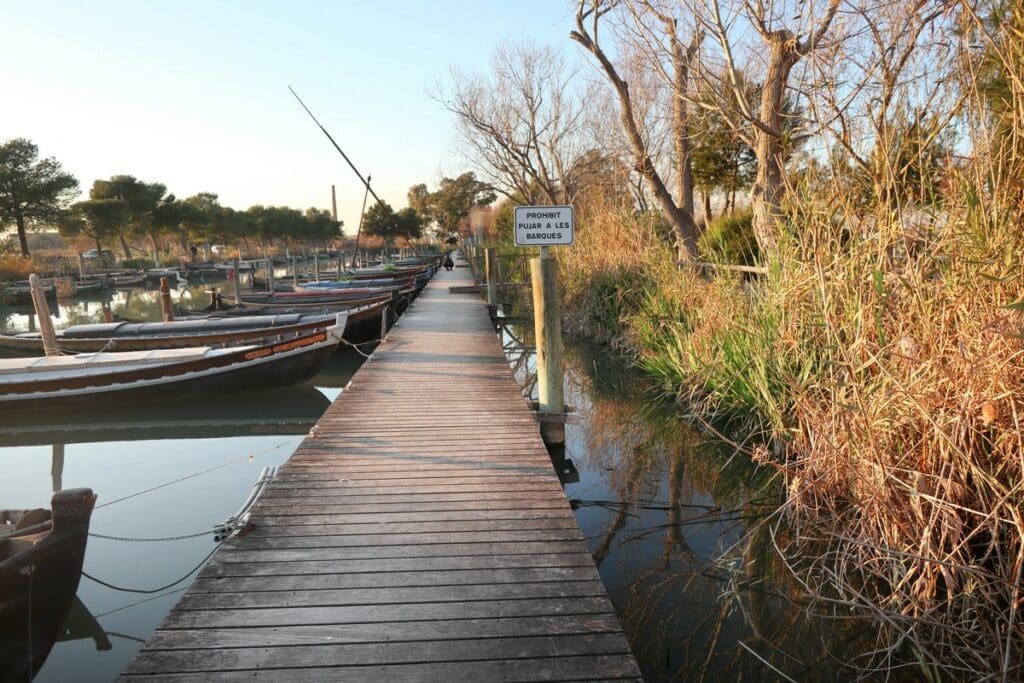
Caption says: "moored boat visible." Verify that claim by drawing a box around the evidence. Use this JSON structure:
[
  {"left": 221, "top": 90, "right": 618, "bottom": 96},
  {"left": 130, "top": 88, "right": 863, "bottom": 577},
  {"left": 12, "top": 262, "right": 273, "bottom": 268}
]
[
  {"left": 0, "top": 488, "right": 96, "bottom": 682},
  {"left": 0, "top": 315, "right": 346, "bottom": 411},
  {"left": 0, "top": 312, "right": 339, "bottom": 356}
]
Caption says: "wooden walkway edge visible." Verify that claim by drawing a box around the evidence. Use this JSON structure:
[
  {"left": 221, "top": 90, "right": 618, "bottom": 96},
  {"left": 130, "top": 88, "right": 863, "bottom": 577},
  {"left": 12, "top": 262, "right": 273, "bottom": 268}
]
[{"left": 121, "top": 254, "right": 641, "bottom": 681}]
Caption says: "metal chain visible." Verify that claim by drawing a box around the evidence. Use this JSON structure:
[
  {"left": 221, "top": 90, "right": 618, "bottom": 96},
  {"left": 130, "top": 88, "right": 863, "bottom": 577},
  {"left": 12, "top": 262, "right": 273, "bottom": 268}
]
[{"left": 88, "top": 529, "right": 218, "bottom": 543}]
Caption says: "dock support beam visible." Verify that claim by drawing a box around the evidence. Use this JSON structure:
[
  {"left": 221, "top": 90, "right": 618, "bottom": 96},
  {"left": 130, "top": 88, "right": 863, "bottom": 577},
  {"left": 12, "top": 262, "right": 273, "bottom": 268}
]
[
  {"left": 29, "top": 274, "right": 60, "bottom": 357},
  {"left": 530, "top": 247, "right": 565, "bottom": 446}
]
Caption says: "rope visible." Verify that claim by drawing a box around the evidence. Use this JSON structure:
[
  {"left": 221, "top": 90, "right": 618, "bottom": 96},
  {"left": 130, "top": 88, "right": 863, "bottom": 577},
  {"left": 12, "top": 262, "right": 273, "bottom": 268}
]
[
  {"left": 105, "top": 631, "right": 147, "bottom": 644},
  {"left": 95, "top": 439, "right": 293, "bottom": 510},
  {"left": 81, "top": 541, "right": 223, "bottom": 594},
  {"left": 95, "top": 587, "right": 188, "bottom": 619},
  {"left": 339, "top": 335, "right": 381, "bottom": 359}
]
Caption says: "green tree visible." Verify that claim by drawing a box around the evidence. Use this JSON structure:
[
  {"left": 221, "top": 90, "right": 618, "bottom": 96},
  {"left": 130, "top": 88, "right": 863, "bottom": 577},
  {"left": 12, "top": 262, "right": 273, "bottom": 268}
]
[
  {"left": 179, "top": 192, "right": 221, "bottom": 247},
  {"left": 428, "top": 172, "right": 495, "bottom": 236},
  {"left": 0, "top": 138, "right": 79, "bottom": 256},
  {"left": 395, "top": 207, "right": 424, "bottom": 245},
  {"left": 303, "top": 208, "right": 343, "bottom": 246},
  {"left": 90, "top": 175, "right": 169, "bottom": 258},
  {"left": 407, "top": 183, "right": 433, "bottom": 224},
  {"left": 362, "top": 201, "right": 402, "bottom": 249},
  {"left": 62, "top": 198, "right": 130, "bottom": 255}
]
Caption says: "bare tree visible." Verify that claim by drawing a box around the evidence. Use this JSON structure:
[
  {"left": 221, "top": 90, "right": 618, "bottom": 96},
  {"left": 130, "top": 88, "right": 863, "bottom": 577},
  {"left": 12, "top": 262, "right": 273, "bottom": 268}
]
[
  {"left": 572, "top": 0, "right": 703, "bottom": 260},
  {"left": 690, "top": 0, "right": 842, "bottom": 254},
  {"left": 805, "top": 0, "right": 956, "bottom": 216},
  {"left": 435, "top": 42, "right": 592, "bottom": 205}
]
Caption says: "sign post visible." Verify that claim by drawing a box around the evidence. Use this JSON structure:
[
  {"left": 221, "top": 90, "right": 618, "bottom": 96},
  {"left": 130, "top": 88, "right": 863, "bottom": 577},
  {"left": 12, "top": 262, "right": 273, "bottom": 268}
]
[{"left": 516, "top": 206, "right": 575, "bottom": 446}]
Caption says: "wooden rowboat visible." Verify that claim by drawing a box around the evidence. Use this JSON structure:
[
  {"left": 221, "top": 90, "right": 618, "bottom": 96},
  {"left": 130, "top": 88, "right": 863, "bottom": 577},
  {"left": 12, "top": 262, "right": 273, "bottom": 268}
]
[
  {"left": 0, "top": 315, "right": 346, "bottom": 411},
  {"left": 0, "top": 312, "right": 339, "bottom": 356},
  {"left": 0, "top": 488, "right": 96, "bottom": 682}
]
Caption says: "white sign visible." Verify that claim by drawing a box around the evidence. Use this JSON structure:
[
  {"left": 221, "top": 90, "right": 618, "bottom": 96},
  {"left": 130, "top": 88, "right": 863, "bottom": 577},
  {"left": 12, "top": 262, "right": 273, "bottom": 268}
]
[{"left": 514, "top": 205, "right": 575, "bottom": 246}]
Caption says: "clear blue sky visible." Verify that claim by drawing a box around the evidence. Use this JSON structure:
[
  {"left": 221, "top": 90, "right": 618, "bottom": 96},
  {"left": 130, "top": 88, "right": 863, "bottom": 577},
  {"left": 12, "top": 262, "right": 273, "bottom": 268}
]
[{"left": 1, "top": 1, "right": 578, "bottom": 235}]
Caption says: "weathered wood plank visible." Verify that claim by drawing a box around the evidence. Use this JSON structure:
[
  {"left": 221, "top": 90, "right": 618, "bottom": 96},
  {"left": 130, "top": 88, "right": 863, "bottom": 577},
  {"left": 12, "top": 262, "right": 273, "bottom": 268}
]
[
  {"left": 121, "top": 655, "right": 643, "bottom": 681},
  {"left": 199, "top": 552, "right": 598, "bottom": 578},
  {"left": 161, "top": 596, "right": 617, "bottom": 629},
  {"left": 239, "top": 526, "right": 583, "bottom": 544},
  {"left": 174, "top": 580, "right": 608, "bottom": 610},
  {"left": 127, "top": 634, "right": 632, "bottom": 674},
  {"left": 189, "top": 566, "right": 601, "bottom": 593}
]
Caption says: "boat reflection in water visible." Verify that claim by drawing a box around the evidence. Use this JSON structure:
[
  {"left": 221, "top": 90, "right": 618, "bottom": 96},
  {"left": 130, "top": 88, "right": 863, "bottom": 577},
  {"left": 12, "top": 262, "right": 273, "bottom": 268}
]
[
  {"left": 0, "top": 489, "right": 95, "bottom": 683},
  {"left": 0, "top": 383, "right": 331, "bottom": 448}
]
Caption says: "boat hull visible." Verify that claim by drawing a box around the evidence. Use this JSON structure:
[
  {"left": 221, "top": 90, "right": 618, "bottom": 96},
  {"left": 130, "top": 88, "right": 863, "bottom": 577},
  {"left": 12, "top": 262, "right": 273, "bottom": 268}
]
[
  {"left": 0, "top": 326, "right": 343, "bottom": 412},
  {"left": 0, "top": 488, "right": 95, "bottom": 683}
]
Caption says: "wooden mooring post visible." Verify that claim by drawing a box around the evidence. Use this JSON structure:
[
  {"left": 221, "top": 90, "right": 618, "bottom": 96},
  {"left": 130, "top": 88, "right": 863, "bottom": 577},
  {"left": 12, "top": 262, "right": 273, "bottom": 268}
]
[
  {"left": 530, "top": 247, "right": 565, "bottom": 446},
  {"left": 266, "top": 259, "right": 275, "bottom": 293},
  {"left": 28, "top": 274, "right": 59, "bottom": 357},
  {"left": 485, "top": 247, "right": 497, "bottom": 307},
  {"left": 232, "top": 258, "right": 241, "bottom": 303},
  {"left": 292, "top": 256, "right": 298, "bottom": 287},
  {"left": 159, "top": 277, "right": 174, "bottom": 322},
  {"left": 314, "top": 251, "right": 320, "bottom": 281}
]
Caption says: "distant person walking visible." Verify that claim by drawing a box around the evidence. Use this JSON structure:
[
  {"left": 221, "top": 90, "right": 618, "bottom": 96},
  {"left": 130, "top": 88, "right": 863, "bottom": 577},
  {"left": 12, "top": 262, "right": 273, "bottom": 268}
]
[{"left": 443, "top": 253, "right": 454, "bottom": 271}]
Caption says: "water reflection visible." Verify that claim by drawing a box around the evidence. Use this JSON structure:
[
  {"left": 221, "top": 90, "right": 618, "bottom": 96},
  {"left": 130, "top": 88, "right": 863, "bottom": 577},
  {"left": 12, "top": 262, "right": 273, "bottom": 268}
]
[
  {"left": 0, "top": 342, "right": 364, "bottom": 682},
  {"left": 561, "top": 343, "right": 866, "bottom": 682},
  {"left": 0, "top": 283, "right": 223, "bottom": 333}
]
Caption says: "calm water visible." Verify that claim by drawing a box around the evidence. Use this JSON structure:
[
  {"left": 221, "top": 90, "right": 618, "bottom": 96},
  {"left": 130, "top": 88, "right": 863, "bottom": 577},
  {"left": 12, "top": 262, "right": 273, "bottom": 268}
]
[{"left": 2, "top": 290, "right": 858, "bottom": 681}]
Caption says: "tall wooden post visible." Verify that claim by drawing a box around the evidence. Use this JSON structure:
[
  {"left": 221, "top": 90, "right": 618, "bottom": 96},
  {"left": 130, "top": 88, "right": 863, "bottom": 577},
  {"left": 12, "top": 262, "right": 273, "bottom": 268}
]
[
  {"left": 29, "top": 274, "right": 60, "bottom": 357},
  {"left": 485, "top": 247, "right": 497, "bottom": 306},
  {"left": 292, "top": 256, "right": 298, "bottom": 287},
  {"left": 78, "top": 252, "right": 86, "bottom": 279},
  {"left": 159, "top": 277, "right": 174, "bottom": 322},
  {"left": 530, "top": 247, "right": 565, "bottom": 446},
  {"left": 232, "top": 258, "right": 241, "bottom": 303},
  {"left": 267, "top": 259, "right": 275, "bottom": 293},
  {"left": 314, "top": 252, "right": 320, "bottom": 282}
]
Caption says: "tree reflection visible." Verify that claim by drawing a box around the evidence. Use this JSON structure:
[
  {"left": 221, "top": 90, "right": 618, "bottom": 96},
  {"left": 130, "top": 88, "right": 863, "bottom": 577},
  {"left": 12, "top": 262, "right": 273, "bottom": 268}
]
[{"left": 563, "top": 343, "right": 875, "bottom": 682}]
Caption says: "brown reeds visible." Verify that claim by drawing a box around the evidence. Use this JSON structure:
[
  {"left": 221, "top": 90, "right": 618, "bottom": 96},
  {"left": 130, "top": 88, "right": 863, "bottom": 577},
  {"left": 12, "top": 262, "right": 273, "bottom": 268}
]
[{"left": 556, "top": 4, "right": 1024, "bottom": 676}]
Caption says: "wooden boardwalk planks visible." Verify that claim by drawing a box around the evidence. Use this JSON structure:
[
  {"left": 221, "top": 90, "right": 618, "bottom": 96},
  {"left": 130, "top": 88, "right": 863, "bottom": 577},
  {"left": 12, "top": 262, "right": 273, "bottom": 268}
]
[{"left": 122, "top": 256, "right": 641, "bottom": 681}]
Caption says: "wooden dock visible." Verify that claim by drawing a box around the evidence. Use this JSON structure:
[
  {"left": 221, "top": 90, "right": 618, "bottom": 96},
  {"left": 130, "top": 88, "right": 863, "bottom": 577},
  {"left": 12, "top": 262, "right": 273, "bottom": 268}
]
[{"left": 122, "top": 255, "right": 641, "bottom": 681}]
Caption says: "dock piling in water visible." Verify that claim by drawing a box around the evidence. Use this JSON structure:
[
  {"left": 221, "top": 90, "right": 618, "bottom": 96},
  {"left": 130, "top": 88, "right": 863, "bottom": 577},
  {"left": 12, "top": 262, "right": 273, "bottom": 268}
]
[
  {"left": 159, "top": 277, "right": 174, "bottom": 322},
  {"left": 530, "top": 247, "right": 566, "bottom": 446}
]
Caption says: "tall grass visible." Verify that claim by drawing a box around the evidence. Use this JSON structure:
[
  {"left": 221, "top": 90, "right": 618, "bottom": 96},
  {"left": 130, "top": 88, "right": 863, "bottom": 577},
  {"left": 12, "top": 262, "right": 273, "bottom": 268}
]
[{"left": 559, "top": 43, "right": 1024, "bottom": 680}]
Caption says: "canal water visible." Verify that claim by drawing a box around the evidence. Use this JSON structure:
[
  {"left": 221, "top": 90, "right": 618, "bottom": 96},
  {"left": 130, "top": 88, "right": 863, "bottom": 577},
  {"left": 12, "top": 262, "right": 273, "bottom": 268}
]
[{"left": 2, "top": 287, "right": 858, "bottom": 681}]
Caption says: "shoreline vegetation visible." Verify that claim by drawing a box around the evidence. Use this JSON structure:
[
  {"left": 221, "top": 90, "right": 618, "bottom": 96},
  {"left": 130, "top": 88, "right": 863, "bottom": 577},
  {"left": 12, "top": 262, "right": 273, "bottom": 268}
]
[{"left": 455, "top": 2, "right": 1023, "bottom": 679}]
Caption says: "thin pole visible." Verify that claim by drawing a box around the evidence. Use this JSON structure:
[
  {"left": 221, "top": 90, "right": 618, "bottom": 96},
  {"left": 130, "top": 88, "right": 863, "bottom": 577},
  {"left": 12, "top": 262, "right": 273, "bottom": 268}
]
[
  {"left": 288, "top": 86, "right": 380, "bottom": 204},
  {"left": 28, "top": 274, "right": 59, "bottom": 356},
  {"left": 352, "top": 173, "right": 371, "bottom": 269},
  {"left": 314, "top": 251, "right": 320, "bottom": 282},
  {"left": 232, "top": 258, "right": 241, "bottom": 303}
]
